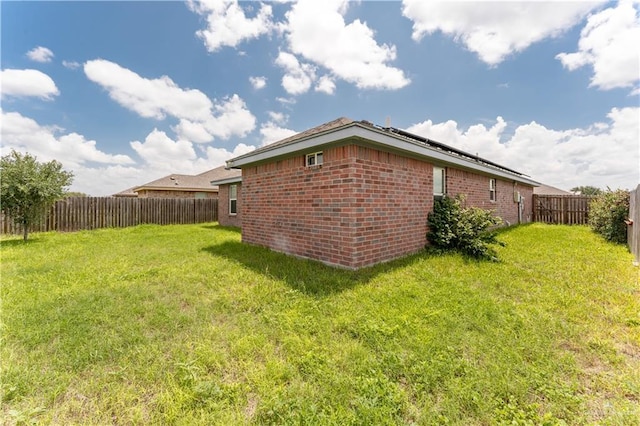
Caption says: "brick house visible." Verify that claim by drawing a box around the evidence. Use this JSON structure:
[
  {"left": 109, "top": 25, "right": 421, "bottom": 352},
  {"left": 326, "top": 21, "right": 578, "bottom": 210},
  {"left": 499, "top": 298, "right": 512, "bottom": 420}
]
[
  {"left": 115, "top": 166, "right": 240, "bottom": 199},
  {"left": 212, "top": 117, "right": 538, "bottom": 269}
]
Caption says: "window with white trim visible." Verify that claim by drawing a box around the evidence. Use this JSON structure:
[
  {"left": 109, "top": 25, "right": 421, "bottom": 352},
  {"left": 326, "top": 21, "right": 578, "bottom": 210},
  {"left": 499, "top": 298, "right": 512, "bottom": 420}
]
[
  {"left": 229, "top": 184, "right": 237, "bottom": 215},
  {"left": 433, "top": 166, "right": 446, "bottom": 197},
  {"left": 306, "top": 151, "right": 323, "bottom": 167},
  {"left": 489, "top": 179, "right": 496, "bottom": 202}
]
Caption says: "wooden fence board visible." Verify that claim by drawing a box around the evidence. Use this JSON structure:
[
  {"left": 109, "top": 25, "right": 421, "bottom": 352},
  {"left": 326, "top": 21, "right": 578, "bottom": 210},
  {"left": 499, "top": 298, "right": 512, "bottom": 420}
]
[
  {"left": 629, "top": 185, "right": 640, "bottom": 266},
  {"left": 533, "top": 195, "right": 592, "bottom": 225},
  {"left": 1, "top": 197, "right": 218, "bottom": 236}
]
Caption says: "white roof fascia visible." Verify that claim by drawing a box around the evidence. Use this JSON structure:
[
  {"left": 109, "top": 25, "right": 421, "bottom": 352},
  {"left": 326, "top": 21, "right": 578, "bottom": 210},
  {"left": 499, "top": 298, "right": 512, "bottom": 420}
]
[
  {"left": 228, "top": 124, "right": 539, "bottom": 186},
  {"left": 210, "top": 176, "right": 243, "bottom": 186}
]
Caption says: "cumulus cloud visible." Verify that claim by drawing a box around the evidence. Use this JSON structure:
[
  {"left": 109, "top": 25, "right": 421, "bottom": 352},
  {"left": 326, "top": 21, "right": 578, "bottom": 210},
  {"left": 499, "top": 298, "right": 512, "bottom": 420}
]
[
  {"left": 130, "top": 128, "right": 256, "bottom": 176},
  {"left": 187, "top": 0, "right": 274, "bottom": 51},
  {"left": 556, "top": 0, "right": 640, "bottom": 91},
  {"left": 267, "top": 111, "right": 287, "bottom": 124},
  {"left": 1, "top": 69, "right": 60, "bottom": 100},
  {"left": 84, "top": 59, "right": 255, "bottom": 142},
  {"left": 407, "top": 107, "right": 639, "bottom": 190},
  {"left": 249, "top": 75, "right": 267, "bottom": 89},
  {"left": 26, "top": 46, "right": 54, "bottom": 63},
  {"left": 284, "top": 0, "right": 410, "bottom": 90},
  {"left": 315, "top": 75, "right": 336, "bottom": 94},
  {"left": 402, "top": 0, "right": 602, "bottom": 66},
  {"left": 1, "top": 110, "right": 134, "bottom": 169},
  {"left": 259, "top": 121, "right": 297, "bottom": 146},
  {"left": 62, "top": 60, "right": 81, "bottom": 70},
  {"left": 275, "top": 51, "right": 316, "bottom": 95}
]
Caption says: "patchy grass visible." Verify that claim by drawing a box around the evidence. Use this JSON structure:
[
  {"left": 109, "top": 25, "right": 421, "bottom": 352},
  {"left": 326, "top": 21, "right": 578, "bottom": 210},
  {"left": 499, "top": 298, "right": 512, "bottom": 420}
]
[{"left": 1, "top": 223, "right": 638, "bottom": 425}]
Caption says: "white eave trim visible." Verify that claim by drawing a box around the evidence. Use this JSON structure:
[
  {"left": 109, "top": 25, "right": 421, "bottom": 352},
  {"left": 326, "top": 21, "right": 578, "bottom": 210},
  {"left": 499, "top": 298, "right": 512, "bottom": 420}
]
[
  {"left": 134, "top": 186, "right": 219, "bottom": 193},
  {"left": 210, "top": 176, "right": 242, "bottom": 186},
  {"left": 227, "top": 124, "right": 539, "bottom": 186}
]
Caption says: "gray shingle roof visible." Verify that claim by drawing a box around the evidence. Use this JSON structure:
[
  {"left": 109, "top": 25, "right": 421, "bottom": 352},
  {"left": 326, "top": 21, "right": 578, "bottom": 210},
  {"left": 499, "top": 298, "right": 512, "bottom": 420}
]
[{"left": 132, "top": 165, "right": 241, "bottom": 192}]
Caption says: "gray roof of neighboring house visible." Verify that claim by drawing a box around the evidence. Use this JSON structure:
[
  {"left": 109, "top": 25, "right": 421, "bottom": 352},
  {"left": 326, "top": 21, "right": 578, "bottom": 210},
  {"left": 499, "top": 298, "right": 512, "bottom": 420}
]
[
  {"left": 226, "top": 117, "right": 539, "bottom": 187},
  {"left": 132, "top": 165, "right": 241, "bottom": 193},
  {"left": 533, "top": 184, "right": 572, "bottom": 195},
  {"left": 112, "top": 186, "right": 138, "bottom": 197}
]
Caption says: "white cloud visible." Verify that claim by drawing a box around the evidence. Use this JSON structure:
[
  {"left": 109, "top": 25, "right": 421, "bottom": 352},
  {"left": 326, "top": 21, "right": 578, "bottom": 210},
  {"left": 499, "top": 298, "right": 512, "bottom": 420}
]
[
  {"left": 407, "top": 107, "right": 639, "bottom": 190},
  {"left": 1, "top": 69, "right": 60, "bottom": 100},
  {"left": 284, "top": 0, "right": 410, "bottom": 90},
  {"left": 0, "top": 109, "right": 257, "bottom": 197},
  {"left": 62, "top": 60, "right": 81, "bottom": 70},
  {"left": 130, "top": 129, "right": 197, "bottom": 166},
  {"left": 26, "top": 46, "right": 54, "bottom": 63},
  {"left": 129, "top": 128, "right": 256, "bottom": 184},
  {"left": 402, "top": 0, "right": 603, "bottom": 66},
  {"left": 249, "top": 75, "right": 267, "bottom": 89},
  {"left": 267, "top": 111, "right": 287, "bottom": 124},
  {"left": 276, "top": 96, "right": 297, "bottom": 105},
  {"left": 188, "top": 0, "right": 274, "bottom": 51},
  {"left": 84, "top": 59, "right": 212, "bottom": 121},
  {"left": 556, "top": 1, "right": 640, "bottom": 91},
  {"left": 315, "top": 75, "right": 336, "bottom": 94},
  {"left": 259, "top": 121, "right": 297, "bottom": 146},
  {"left": 275, "top": 51, "right": 316, "bottom": 95},
  {"left": 1, "top": 110, "right": 134, "bottom": 169},
  {"left": 84, "top": 59, "right": 255, "bottom": 142}
]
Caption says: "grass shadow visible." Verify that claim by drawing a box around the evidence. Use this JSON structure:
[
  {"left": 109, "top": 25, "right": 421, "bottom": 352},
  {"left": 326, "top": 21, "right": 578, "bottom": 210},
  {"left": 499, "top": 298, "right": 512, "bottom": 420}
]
[
  {"left": 202, "top": 240, "right": 428, "bottom": 298},
  {"left": 200, "top": 224, "right": 241, "bottom": 233},
  {"left": 0, "top": 238, "right": 44, "bottom": 248}
]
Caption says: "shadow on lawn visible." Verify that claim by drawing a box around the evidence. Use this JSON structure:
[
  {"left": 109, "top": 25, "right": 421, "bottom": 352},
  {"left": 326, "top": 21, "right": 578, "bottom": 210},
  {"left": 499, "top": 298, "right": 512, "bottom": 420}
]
[
  {"left": 202, "top": 240, "right": 426, "bottom": 297},
  {"left": 0, "top": 238, "right": 43, "bottom": 248}
]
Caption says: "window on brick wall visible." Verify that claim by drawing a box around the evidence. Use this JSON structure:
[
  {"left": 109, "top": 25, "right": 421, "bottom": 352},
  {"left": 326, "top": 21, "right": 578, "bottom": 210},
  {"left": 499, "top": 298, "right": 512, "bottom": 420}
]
[
  {"left": 434, "top": 166, "right": 446, "bottom": 198},
  {"left": 306, "top": 151, "right": 323, "bottom": 166},
  {"left": 489, "top": 178, "right": 496, "bottom": 202},
  {"left": 229, "top": 184, "right": 237, "bottom": 215}
]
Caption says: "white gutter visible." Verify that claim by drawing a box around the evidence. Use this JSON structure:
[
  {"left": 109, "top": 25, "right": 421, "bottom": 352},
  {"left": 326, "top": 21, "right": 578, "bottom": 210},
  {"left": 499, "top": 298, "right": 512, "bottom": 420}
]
[{"left": 210, "top": 176, "right": 243, "bottom": 186}]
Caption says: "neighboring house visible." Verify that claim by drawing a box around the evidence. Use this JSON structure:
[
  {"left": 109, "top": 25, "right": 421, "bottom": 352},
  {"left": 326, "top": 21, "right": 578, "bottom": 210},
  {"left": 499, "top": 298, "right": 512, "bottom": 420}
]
[
  {"left": 113, "top": 166, "right": 241, "bottom": 199},
  {"left": 212, "top": 117, "right": 539, "bottom": 269},
  {"left": 112, "top": 187, "right": 138, "bottom": 198},
  {"left": 533, "top": 184, "right": 572, "bottom": 196}
]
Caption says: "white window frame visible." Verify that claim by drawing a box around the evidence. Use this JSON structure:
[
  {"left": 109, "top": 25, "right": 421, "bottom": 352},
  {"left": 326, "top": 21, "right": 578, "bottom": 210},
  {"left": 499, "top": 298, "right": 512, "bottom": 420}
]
[
  {"left": 229, "top": 184, "right": 237, "bottom": 215},
  {"left": 433, "top": 166, "right": 446, "bottom": 197},
  {"left": 306, "top": 151, "right": 323, "bottom": 167},
  {"left": 489, "top": 178, "right": 496, "bottom": 202}
]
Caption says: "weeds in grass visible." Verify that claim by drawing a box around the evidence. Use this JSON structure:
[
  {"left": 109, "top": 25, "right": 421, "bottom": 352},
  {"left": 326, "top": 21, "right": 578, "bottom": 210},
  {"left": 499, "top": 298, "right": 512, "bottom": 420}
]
[{"left": 1, "top": 223, "right": 638, "bottom": 424}]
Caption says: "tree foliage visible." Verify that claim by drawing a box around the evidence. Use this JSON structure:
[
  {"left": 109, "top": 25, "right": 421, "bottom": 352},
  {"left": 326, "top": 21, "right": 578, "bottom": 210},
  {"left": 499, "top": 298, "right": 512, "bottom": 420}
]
[
  {"left": 588, "top": 189, "right": 629, "bottom": 244},
  {"left": 571, "top": 185, "right": 602, "bottom": 196},
  {"left": 427, "top": 195, "right": 504, "bottom": 261},
  {"left": 0, "top": 150, "right": 73, "bottom": 241}
]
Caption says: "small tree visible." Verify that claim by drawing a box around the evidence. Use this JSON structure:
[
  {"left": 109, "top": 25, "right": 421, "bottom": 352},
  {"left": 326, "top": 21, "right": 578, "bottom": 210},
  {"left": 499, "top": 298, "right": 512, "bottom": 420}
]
[
  {"left": 0, "top": 150, "right": 73, "bottom": 241},
  {"left": 427, "top": 195, "right": 504, "bottom": 261},
  {"left": 588, "top": 189, "right": 629, "bottom": 244},
  {"left": 571, "top": 186, "right": 602, "bottom": 196}
]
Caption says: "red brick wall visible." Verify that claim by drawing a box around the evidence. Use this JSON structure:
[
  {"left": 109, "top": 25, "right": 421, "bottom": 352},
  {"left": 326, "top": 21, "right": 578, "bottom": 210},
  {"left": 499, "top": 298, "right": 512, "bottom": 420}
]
[
  {"left": 137, "top": 190, "right": 217, "bottom": 199},
  {"left": 241, "top": 145, "right": 432, "bottom": 269},
  {"left": 445, "top": 168, "right": 533, "bottom": 225},
  {"left": 217, "top": 183, "right": 242, "bottom": 227},
  {"left": 239, "top": 144, "right": 534, "bottom": 269}
]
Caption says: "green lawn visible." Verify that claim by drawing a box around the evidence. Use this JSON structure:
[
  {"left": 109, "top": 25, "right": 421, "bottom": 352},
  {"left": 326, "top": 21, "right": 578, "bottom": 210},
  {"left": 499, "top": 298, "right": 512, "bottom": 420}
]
[{"left": 1, "top": 223, "right": 638, "bottom": 425}]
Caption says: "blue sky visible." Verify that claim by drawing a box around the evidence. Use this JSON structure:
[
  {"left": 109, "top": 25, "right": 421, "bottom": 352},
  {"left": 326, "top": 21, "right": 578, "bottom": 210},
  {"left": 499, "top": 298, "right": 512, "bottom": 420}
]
[{"left": 1, "top": 0, "right": 638, "bottom": 196}]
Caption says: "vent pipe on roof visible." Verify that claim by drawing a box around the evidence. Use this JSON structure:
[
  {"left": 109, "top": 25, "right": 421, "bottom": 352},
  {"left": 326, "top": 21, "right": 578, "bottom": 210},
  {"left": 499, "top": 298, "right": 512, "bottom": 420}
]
[{"left": 385, "top": 116, "right": 391, "bottom": 128}]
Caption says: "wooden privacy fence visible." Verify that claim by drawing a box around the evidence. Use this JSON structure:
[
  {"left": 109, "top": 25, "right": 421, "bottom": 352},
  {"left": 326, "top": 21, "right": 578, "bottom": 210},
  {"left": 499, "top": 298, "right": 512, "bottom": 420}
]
[
  {"left": 629, "top": 185, "right": 640, "bottom": 265},
  {"left": 1, "top": 197, "right": 218, "bottom": 235},
  {"left": 533, "top": 194, "right": 593, "bottom": 225}
]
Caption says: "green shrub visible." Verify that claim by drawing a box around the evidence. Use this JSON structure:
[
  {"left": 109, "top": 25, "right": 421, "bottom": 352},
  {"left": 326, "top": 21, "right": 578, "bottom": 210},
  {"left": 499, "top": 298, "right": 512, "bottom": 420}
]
[
  {"left": 588, "top": 189, "right": 630, "bottom": 244},
  {"left": 427, "top": 195, "right": 504, "bottom": 261}
]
